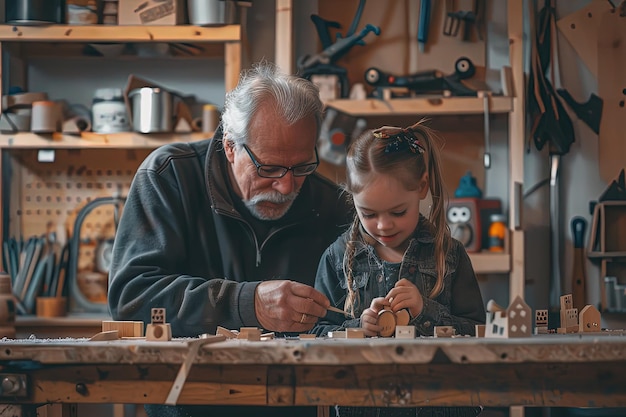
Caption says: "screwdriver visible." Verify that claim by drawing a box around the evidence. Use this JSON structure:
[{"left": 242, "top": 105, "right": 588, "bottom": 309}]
[{"left": 418, "top": 0, "right": 432, "bottom": 53}]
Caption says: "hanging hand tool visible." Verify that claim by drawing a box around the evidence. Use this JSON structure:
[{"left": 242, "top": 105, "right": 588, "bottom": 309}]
[
  {"left": 365, "top": 56, "right": 477, "bottom": 97},
  {"left": 570, "top": 217, "right": 588, "bottom": 312},
  {"left": 556, "top": 89, "right": 603, "bottom": 135},
  {"left": 418, "top": 0, "right": 432, "bottom": 53}
]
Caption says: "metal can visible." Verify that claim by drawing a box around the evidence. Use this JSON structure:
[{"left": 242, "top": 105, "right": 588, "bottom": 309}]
[{"left": 92, "top": 88, "right": 130, "bottom": 134}]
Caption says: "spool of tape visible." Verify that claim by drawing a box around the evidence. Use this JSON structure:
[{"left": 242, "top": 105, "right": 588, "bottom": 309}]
[{"left": 62, "top": 116, "right": 92, "bottom": 134}]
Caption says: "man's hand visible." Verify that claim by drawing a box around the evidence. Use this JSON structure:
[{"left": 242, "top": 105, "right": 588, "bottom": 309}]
[
  {"left": 254, "top": 280, "right": 330, "bottom": 332},
  {"left": 360, "top": 297, "right": 389, "bottom": 337}
]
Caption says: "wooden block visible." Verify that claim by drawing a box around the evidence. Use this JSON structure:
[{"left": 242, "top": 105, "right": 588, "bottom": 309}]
[
  {"left": 434, "top": 326, "right": 457, "bottom": 338},
  {"left": 535, "top": 327, "right": 549, "bottom": 335},
  {"left": 299, "top": 333, "right": 316, "bottom": 339},
  {"left": 151, "top": 308, "right": 166, "bottom": 325},
  {"left": 475, "top": 324, "right": 486, "bottom": 337},
  {"left": 216, "top": 326, "right": 237, "bottom": 339},
  {"left": 346, "top": 328, "right": 365, "bottom": 338},
  {"left": 563, "top": 308, "right": 579, "bottom": 329},
  {"left": 102, "top": 320, "right": 144, "bottom": 338},
  {"left": 395, "top": 309, "right": 410, "bottom": 326},
  {"left": 377, "top": 309, "right": 396, "bottom": 337},
  {"left": 146, "top": 323, "right": 171, "bottom": 341},
  {"left": 238, "top": 327, "right": 261, "bottom": 341},
  {"left": 579, "top": 305, "right": 601, "bottom": 332},
  {"left": 328, "top": 330, "right": 346, "bottom": 338},
  {"left": 535, "top": 309, "right": 548, "bottom": 327},
  {"left": 261, "top": 332, "right": 275, "bottom": 340},
  {"left": 395, "top": 325, "right": 415, "bottom": 339}
]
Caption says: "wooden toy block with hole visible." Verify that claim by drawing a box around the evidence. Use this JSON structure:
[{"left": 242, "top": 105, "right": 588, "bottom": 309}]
[
  {"left": 146, "top": 307, "right": 171, "bottom": 341},
  {"left": 434, "top": 326, "right": 456, "bottom": 338},
  {"left": 102, "top": 320, "right": 144, "bottom": 338},
  {"left": 346, "top": 328, "right": 365, "bottom": 338},
  {"left": 395, "top": 325, "right": 415, "bottom": 339},
  {"left": 579, "top": 305, "right": 601, "bottom": 333}
]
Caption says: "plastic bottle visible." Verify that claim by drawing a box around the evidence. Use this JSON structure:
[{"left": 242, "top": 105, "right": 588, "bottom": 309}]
[{"left": 488, "top": 214, "right": 507, "bottom": 252}]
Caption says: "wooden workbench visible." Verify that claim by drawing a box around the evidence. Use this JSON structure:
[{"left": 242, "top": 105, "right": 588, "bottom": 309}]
[{"left": 0, "top": 334, "right": 625, "bottom": 414}]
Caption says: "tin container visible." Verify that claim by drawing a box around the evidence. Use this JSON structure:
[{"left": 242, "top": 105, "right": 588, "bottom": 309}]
[{"left": 128, "top": 87, "right": 173, "bottom": 133}]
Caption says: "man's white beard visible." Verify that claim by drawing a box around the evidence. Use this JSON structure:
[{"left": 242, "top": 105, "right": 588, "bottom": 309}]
[{"left": 245, "top": 190, "right": 299, "bottom": 220}]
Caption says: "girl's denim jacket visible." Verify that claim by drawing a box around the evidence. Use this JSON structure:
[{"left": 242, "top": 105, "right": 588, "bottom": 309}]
[{"left": 313, "top": 216, "right": 486, "bottom": 337}]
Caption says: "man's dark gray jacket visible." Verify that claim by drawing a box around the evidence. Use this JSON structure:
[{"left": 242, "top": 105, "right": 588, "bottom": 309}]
[{"left": 108, "top": 137, "right": 351, "bottom": 336}]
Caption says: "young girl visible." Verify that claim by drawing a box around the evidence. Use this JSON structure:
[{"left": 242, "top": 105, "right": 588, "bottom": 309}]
[{"left": 313, "top": 121, "right": 485, "bottom": 417}]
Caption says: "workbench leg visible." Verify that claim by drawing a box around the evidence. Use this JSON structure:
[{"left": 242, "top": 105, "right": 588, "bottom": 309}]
[
  {"left": 510, "top": 406, "right": 525, "bottom": 417},
  {"left": 317, "top": 406, "right": 330, "bottom": 417}
]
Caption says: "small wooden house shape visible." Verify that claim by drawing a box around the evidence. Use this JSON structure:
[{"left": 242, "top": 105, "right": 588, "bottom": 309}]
[{"left": 485, "top": 296, "right": 532, "bottom": 338}]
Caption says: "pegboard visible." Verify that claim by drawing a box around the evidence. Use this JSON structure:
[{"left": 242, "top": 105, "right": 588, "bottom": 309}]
[{"left": 7, "top": 148, "right": 153, "bottom": 241}]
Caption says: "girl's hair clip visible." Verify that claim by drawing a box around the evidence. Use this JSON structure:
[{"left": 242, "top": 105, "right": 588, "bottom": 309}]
[{"left": 375, "top": 128, "right": 425, "bottom": 155}]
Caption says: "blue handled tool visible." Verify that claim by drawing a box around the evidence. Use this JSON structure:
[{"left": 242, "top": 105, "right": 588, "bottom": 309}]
[{"left": 418, "top": 0, "right": 432, "bottom": 53}]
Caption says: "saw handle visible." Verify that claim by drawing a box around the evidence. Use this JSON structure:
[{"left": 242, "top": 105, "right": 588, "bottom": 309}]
[{"left": 571, "top": 216, "right": 587, "bottom": 249}]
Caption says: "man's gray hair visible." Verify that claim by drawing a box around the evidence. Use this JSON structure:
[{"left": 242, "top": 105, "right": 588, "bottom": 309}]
[{"left": 221, "top": 61, "right": 324, "bottom": 147}]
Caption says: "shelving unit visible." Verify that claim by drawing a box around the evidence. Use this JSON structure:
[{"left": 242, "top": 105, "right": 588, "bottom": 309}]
[
  {"left": 326, "top": 96, "right": 513, "bottom": 117},
  {"left": 0, "top": 23, "right": 242, "bottom": 321}
]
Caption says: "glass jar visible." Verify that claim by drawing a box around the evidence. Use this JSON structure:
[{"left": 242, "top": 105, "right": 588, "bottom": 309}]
[{"left": 92, "top": 88, "right": 130, "bottom": 133}]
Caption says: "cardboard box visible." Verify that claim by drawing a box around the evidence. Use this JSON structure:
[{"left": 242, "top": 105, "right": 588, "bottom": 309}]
[{"left": 118, "top": 0, "right": 185, "bottom": 25}]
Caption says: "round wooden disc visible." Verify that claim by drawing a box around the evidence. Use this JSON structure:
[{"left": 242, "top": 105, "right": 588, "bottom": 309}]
[
  {"left": 377, "top": 310, "right": 396, "bottom": 337},
  {"left": 395, "top": 309, "right": 410, "bottom": 326}
]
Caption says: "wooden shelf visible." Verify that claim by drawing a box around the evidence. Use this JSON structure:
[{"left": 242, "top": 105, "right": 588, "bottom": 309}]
[
  {"left": 0, "top": 24, "right": 240, "bottom": 43},
  {"left": 469, "top": 252, "right": 510, "bottom": 274},
  {"left": 326, "top": 96, "right": 513, "bottom": 117},
  {"left": 0, "top": 132, "right": 212, "bottom": 149}
]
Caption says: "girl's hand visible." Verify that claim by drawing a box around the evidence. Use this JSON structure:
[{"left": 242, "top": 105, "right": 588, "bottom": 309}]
[
  {"left": 360, "top": 297, "right": 390, "bottom": 337},
  {"left": 386, "top": 279, "right": 423, "bottom": 318}
]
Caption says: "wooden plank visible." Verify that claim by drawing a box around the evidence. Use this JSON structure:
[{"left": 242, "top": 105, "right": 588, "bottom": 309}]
[
  {"left": 29, "top": 364, "right": 268, "bottom": 405},
  {"left": 0, "top": 132, "right": 210, "bottom": 150},
  {"left": 326, "top": 96, "right": 513, "bottom": 117},
  {"left": 597, "top": 9, "right": 626, "bottom": 183},
  {"left": 225, "top": 42, "right": 241, "bottom": 92},
  {"left": 0, "top": 25, "right": 241, "bottom": 43},
  {"left": 508, "top": 0, "right": 525, "bottom": 301},
  {"left": 275, "top": 0, "right": 293, "bottom": 74},
  {"left": 556, "top": 0, "right": 611, "bottom": 78},
  {"left": 295, "top": 362, "right": 626, "bottom": 407}
]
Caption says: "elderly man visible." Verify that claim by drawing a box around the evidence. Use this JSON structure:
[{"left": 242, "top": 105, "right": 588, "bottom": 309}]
[{"left": 108, "top": 62, "right": 351, "bottom": 417}]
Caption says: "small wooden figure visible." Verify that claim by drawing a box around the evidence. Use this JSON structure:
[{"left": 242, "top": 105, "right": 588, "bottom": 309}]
[
  {"left": 579, "top": 305, "right": 601, "bottom": 333},
  {"left": 434, "top": 326, "right": 456, "bottom": 337},
  {"left": 395, "top": 309, "right": 410, "bottom": 326},
  {"left": 535, "top": 309, "right": 549, "bottom": 334},
  {"left": 395, "top": 325, "right": 415, "bottom": 339},
  {"left": 377, "top": 309, "right": 396, "bottom": 337},
  {"left": 146, "top": 307, "right": 172, "bottom": 341}
]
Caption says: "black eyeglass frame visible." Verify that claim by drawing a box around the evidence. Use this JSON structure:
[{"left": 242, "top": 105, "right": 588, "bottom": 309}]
[{"left": 242, "top": 144, "right": 320, "bottom": 178}]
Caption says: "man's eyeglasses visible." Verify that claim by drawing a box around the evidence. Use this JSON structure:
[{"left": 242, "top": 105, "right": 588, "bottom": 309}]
[{"left": 242, "top": 144, "right": 319, "bottom": 178}]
